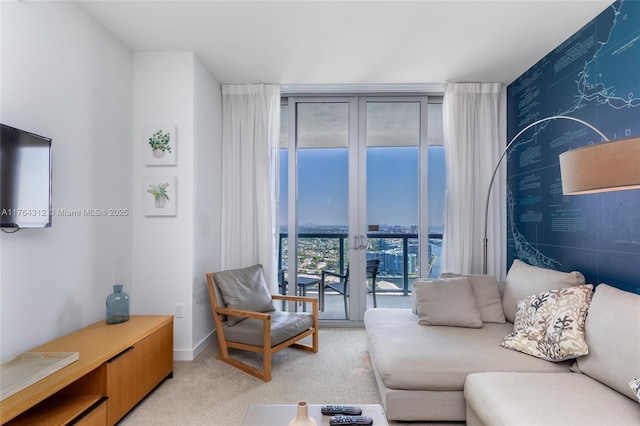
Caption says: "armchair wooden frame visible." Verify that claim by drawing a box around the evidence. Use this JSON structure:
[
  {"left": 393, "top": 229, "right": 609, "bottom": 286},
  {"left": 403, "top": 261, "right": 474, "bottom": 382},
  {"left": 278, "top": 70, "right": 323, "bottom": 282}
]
[{"left": 206, "top": 272, "right": 319, "bottom": 382}]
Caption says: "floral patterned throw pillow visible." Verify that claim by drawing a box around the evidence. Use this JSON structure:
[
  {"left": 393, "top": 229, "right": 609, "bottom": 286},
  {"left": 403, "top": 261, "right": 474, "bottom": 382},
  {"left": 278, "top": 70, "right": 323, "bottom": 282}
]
[
  {"left": 501, "top": 284, "right": 594, "bottom": 361},
  {"left": 630, "top": 378, "right": 640, "bottom": 403}
]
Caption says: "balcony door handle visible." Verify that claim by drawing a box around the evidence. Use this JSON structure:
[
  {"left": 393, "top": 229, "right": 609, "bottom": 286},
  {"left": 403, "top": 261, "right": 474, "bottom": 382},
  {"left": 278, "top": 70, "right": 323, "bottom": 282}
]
[
  {"left": 359, "top": 235, "right": 367, "bottom": 250},
  {"left": 352, "top": 235, "right": 368, "bottom": 250}
]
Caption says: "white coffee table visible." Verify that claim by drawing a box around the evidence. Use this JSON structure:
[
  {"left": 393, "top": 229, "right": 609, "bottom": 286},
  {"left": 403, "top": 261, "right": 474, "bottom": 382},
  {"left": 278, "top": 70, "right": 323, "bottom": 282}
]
[{"left": 241, "top": 403, "right": 388, "bottom": 426}]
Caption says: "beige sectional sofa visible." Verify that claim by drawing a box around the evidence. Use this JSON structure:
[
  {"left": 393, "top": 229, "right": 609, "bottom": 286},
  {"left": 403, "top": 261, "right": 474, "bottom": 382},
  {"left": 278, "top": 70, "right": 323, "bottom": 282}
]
[
  {"left": 364, "top": 260, "right": 640, "bottom": 423},
  {"left": 465, "top": 282, "right": 640, "bottom": 425}
]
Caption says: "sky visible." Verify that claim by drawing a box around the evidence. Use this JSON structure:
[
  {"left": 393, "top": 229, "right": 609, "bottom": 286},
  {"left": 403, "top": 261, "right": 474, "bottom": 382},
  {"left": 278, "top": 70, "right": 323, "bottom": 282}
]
[{"left": 279, "top": 146, "right": 445, "bottom": 230}]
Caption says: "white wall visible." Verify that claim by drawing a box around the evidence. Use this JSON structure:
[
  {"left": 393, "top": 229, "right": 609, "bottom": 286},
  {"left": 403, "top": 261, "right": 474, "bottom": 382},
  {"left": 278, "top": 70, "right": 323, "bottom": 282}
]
[
  {"left": 0, "top": 1, "right": 133, "bottom": 359},
  {"left": 192, "top": 56, "right": 221, "bottom": 353},
  {"left": 132, "top": 52, "right": 220, "bottom": 360},
  {"left": 0, "top": 3, "right": 221, "bottom": 361}
]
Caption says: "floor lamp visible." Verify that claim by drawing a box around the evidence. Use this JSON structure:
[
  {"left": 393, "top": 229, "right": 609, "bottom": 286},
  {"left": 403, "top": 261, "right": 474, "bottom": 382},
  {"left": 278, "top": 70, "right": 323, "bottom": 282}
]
[{"left": 482, "top": 115, "right": 640, "bottom": 274}]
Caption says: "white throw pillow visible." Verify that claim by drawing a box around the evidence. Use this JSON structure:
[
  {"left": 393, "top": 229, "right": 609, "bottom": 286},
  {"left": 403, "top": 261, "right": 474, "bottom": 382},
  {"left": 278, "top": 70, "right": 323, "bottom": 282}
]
[
  {"left": 440, "top": 273, "right": 506, "bottom": 323},
  {"left": 501, "top": 284, "right": 594, "bottom": 361},
  {"left": 414, "top": 277, "right": 483, "bottom": 328},
  {"left": 502, "top": 259, "right": 585, "bottom": 323}
]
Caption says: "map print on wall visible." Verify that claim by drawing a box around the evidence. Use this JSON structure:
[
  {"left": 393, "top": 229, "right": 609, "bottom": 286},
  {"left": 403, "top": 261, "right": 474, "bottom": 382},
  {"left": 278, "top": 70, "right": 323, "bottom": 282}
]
[{"left": 506, "top": 0, "right": 640, "bottom": 294}]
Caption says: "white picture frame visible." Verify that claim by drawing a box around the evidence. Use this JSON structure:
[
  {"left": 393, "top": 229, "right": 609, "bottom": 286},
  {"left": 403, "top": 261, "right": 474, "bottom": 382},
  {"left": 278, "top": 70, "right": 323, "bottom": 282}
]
[
  {"left": 143, "top": 176, "right": 177, "bottom": 216},
  {"left": 143, "top": 125, "right": 177, "bottom": 166}
]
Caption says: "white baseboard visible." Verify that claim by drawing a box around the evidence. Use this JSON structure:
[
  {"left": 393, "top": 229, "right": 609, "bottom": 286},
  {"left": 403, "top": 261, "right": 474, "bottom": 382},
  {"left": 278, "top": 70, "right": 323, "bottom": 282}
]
[{"left": 172, "top": 329, "right": 216, "bottom": 361}]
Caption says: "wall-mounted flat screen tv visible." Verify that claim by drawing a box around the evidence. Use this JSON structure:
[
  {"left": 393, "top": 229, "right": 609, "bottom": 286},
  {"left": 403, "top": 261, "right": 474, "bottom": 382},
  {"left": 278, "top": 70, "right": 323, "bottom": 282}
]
[{"left": 1, "top": 124, "right": 52, "bottom": 229}]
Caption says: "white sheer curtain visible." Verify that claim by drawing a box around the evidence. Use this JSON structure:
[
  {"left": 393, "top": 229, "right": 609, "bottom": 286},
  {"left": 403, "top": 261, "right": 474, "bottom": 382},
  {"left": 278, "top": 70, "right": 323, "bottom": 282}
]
[
  {"left": 441, "top": 82, "right": 505, "bottom": 277},
  {"left": 220, "top": 84, "right": 280, "bottom": 292}
]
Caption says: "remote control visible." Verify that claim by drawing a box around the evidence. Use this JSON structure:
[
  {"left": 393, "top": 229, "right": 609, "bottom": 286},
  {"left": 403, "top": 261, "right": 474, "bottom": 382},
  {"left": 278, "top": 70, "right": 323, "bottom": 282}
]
[
  {"left": 329, "top": 415, "right": 374, "bottom": 426},
  {"left": 321, "top": 405, "right": 363, "bottom": 415}
]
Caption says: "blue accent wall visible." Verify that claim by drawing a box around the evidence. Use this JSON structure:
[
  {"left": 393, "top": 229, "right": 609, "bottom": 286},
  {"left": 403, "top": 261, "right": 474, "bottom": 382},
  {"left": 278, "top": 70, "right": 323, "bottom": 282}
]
[{"left": 506, "top": 0, "right": 640, "bottom": 294}]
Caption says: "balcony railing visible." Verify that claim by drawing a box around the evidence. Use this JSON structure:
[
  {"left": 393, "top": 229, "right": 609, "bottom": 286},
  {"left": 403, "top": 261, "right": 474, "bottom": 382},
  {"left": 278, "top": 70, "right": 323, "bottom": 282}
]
[{"left": 278, "top": 232, "right": 443, "bottom": 295}]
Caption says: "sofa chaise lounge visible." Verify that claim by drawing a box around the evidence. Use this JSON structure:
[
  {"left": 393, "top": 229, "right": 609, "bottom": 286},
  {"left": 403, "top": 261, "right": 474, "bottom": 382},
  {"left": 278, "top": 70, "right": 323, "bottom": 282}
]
[{"left": 364, "top": 260, "right": 640, "bottom": 423}]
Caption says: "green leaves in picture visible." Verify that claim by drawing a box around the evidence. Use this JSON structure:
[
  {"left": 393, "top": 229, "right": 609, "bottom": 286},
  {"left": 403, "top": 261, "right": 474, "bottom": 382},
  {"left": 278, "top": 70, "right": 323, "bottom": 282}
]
[
  {"left": 148, "top": 130, "right": 172, "bottom": 153},
  {"left": 146, "top": 182, "right": 170, "bottom": 202}
]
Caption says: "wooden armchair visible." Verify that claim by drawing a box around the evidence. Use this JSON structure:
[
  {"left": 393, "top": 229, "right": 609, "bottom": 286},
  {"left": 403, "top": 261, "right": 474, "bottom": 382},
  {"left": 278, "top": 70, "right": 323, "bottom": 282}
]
[{"left": 205, "top": 265, "right": 318, "bottom": 382}]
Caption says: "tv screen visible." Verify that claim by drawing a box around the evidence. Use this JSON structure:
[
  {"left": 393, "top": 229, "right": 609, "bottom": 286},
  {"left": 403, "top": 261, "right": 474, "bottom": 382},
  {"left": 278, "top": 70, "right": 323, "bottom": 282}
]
[{"left": 1, "top": 124, "right": 52, "bottom": 228}]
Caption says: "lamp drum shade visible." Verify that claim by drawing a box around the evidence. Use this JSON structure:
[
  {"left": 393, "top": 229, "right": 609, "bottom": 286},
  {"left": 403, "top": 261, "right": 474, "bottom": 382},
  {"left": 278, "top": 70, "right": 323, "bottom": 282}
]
[{"left": 559, "top": 136, "right": 640, "bottom": 195}]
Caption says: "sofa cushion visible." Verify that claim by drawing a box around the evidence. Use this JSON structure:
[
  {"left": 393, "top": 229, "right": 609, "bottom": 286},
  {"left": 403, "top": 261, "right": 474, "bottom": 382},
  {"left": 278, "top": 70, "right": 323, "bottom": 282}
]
[
  {"left": 440, "top": 273, "right": 506, "bottom": 323},
  {"left": 364, "top": 308, "right": 570, "bottom": 391},
  {"left": 414, "top": 278, "right": 483, "bottom": 328},
  {"left": 213, "top": 264, "right": 275, "bottom": 326},
  {"left": 502, "top": 259, "right": 585, "bottom": 322},
  {"left": 575, "top": 284, "right": 640, "bottom": 401},
  {"left": 465, "top": 372, "right": 640, "bottom": 425},
  {"left": 501, "top": 284, "right": 593, "bottom": 361}
]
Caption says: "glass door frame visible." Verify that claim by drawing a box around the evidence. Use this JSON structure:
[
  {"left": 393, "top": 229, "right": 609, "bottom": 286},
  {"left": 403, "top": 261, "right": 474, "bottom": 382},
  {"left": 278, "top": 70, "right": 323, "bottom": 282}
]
[
  {"left": 284, "top": 95, "right": 433, "bottom": 324},
  {"left": 349, "top": 96, "right": 431, "bottom": 322},
  {"left": 284, "top": 96, "right": 358, "bottom": 310}
]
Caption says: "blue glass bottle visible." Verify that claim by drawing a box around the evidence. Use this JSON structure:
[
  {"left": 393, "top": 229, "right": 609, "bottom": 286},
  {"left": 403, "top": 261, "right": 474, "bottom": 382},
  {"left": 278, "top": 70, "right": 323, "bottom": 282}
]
[{"left": 106, "top": 284, "right": 129, "bottom": 324}]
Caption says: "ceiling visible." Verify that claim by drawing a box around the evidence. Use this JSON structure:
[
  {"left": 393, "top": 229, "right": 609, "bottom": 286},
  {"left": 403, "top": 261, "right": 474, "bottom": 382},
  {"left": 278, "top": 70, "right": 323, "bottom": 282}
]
[{"left": 77, "top": 1, "right": 613, "bottom": 87}]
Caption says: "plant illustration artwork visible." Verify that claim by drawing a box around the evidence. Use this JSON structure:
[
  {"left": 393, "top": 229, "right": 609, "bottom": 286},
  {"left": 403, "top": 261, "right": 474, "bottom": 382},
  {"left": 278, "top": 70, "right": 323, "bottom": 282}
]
[
  {"left": 144, "top": 125, "right": 176, "bottom": 165},
  {"left": 143, "top": 176, "right": 176, "bottom": 216},
  {"left": 146, "top": 182, "right": 170, "bottom": 208},
  {"left": 148, "top": 130, "right": 171, "bottom": 158}
]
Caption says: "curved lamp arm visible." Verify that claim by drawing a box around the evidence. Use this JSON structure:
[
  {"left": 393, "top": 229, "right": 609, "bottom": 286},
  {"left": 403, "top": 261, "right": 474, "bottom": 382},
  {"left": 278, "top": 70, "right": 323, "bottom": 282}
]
[{"left": 482, "top": 115, "right": 609, "bottom": 274}]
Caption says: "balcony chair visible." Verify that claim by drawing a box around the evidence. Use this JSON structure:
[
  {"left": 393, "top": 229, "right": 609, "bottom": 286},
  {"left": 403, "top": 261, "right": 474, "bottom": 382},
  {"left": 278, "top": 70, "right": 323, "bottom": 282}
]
[
  {"left": 277, "top": 269, "right": 323, "bottom": 311},
  {"left": 321, "top": 259, "right": 380, "bottom": 318},
  {"left": 206, "top": 264, "right": 319, "bottom": 382}
]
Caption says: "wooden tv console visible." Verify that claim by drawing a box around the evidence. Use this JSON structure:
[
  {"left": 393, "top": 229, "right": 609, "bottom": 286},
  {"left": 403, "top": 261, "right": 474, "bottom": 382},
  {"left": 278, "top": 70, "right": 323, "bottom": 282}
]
[{"left": 1, "top": 315, "right": 173, "bottom": 425}]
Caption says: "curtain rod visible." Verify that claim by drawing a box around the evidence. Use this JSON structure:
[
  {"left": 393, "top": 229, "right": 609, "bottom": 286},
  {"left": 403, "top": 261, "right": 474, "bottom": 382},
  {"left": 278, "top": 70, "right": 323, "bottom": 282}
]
[{"left": 280, "top": 83, "right": 445, "bottom": 95}]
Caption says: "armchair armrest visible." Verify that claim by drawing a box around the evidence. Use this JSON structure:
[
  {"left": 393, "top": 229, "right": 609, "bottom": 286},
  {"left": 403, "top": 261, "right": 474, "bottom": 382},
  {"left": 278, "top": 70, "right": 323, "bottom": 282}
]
[{"left": 272, "top": 294, "right": 317, "bottom": 304}]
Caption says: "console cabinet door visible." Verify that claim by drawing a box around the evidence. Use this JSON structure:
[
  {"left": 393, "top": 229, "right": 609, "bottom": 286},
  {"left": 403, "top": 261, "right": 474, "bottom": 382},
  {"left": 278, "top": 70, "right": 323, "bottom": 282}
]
[
  {"left": 135, "top": 321, "right": 173, "bottom": 395},
  {"left": 105, "top": 322, "right": 173, "bottom": 425},
  {"left": 105, "top": 347, "right": 136, "bottom": 425}
]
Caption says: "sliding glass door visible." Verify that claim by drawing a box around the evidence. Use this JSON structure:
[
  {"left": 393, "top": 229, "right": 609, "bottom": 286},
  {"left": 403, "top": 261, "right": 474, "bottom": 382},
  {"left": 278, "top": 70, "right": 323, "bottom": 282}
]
[
  {"left": 364, "top": 100, "right": 421, "bottom": 310},
  {"left": 280, "top": 95, "right": 444, "bottom": 323}
]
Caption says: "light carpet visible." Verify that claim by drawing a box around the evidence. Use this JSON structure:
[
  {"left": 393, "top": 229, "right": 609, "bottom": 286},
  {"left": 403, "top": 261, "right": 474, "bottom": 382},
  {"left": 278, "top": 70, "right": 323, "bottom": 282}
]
[{"left": 119, "top": 328, "right": 460, "bottom": 426}]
